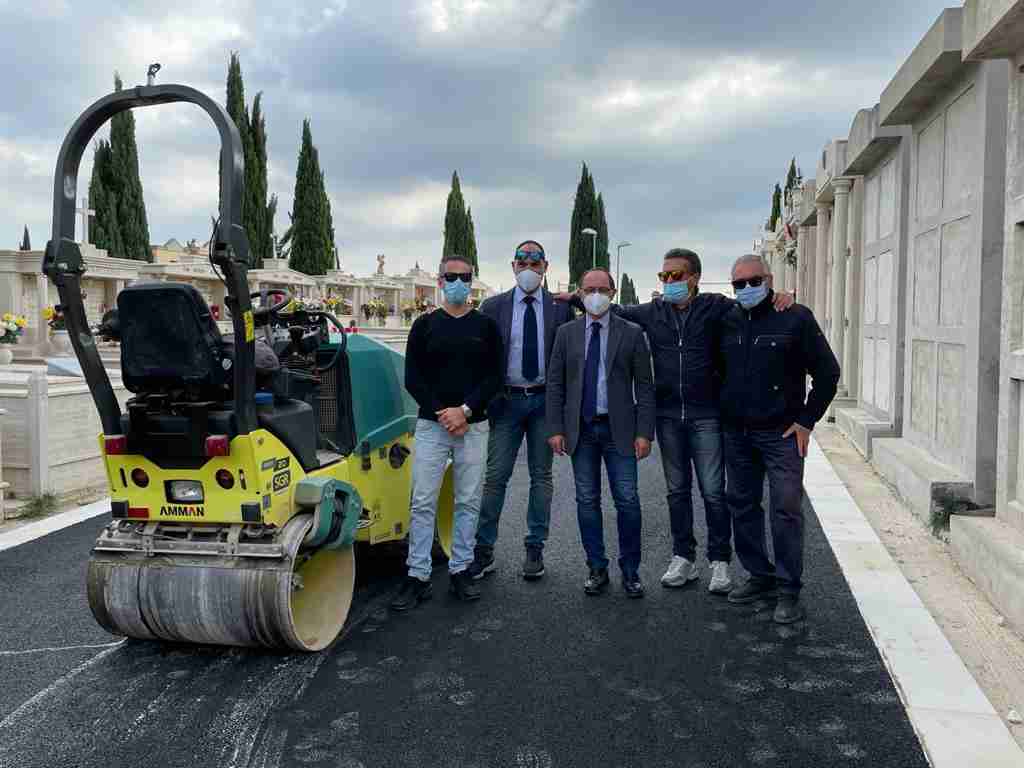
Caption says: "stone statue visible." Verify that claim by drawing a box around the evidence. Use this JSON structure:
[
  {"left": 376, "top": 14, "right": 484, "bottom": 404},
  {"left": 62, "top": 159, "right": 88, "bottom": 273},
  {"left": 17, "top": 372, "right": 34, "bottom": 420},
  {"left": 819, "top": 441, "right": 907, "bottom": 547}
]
[{"left": 376, "top": 254, "right": 385, "bottom": 275}]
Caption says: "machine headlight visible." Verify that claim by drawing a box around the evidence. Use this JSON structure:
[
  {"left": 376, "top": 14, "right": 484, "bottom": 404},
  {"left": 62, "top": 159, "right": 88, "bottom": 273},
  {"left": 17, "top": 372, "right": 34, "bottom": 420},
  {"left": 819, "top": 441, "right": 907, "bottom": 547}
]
[{"left": 167, "top": 480, "right": 204, "bottom": 504}]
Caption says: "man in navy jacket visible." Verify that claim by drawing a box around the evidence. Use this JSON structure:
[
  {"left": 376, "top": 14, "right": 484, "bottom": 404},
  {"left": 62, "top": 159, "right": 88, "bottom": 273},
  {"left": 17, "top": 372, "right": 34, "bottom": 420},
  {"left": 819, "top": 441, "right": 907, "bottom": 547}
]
[
  {"left": 467, "top": 240, "right": 575, "bottom": 582},
  {"left": 716, "top": 254, "right": 839, "bottom": 624}
]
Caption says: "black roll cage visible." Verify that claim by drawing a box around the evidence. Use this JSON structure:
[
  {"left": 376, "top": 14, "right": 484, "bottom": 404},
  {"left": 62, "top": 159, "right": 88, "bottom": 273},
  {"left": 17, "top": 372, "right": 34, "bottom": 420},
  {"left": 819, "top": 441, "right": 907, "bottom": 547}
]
[{"left": 41, "top": 81, "right": 258, "bottom": 435}]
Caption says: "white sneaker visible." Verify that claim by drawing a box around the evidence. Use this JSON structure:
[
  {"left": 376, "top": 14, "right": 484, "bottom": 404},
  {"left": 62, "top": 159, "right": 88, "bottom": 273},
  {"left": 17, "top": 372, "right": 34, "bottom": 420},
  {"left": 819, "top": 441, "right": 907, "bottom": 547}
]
[
  {"left": 660, "top": 556, "right": 699, "bottom": 587},
  {"left": 708, "top": 561, "right": 733, "bottom": 594}
]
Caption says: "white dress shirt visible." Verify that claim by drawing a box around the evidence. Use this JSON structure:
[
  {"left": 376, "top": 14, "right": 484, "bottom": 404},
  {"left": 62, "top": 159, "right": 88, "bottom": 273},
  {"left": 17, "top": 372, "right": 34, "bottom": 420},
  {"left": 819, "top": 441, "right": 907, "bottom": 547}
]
[{"left": 506, "top": 286, "right": 546, "bottom": 386}]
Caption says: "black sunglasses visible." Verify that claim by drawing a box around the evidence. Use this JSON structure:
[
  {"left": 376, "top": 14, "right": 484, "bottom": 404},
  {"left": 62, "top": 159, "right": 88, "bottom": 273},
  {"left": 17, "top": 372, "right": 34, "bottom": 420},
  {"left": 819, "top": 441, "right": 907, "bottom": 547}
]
[
  {"left": 514, "top": 250, "right": 545, "bottom": 264},
  {"left": 442, "top": 272, "right": 473, "bottom": 283},
  {"left": 731, "top": 275, "right": 766, "bottom": 290}
]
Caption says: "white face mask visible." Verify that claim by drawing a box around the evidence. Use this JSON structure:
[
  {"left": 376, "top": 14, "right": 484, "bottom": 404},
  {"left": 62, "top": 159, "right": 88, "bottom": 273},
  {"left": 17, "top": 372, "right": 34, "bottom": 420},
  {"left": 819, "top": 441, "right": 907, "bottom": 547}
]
[
  {"left": 515, "top": 268, "right": 543, "bottom": 293},
  {"left": 583, "top": 292, "right": 611, "bottom": 317}
]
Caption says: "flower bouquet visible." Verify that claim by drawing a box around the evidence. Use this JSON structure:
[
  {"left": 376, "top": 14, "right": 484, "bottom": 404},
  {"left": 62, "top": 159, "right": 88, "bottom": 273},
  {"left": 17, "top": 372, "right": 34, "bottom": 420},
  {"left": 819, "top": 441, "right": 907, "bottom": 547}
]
[{"left": 0, "top": 312, "right": 27, "bottom": 344}]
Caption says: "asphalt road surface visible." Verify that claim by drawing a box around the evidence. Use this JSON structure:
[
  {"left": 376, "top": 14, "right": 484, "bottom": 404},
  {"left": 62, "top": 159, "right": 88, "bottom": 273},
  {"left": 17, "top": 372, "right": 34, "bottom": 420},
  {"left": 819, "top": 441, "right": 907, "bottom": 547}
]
[{"left": 0, "top": 445, "right": 929, "bottom": 768}]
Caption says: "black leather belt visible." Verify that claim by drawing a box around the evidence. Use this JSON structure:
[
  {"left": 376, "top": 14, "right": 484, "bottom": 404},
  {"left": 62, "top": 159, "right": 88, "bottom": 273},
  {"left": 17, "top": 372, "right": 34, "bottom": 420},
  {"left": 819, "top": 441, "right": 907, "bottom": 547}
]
[
  {"left": 506, "top": 384, "right": 546, "bottom": 396},
  {"left": 588, "top": 414, "right": 609, "bottom": 423}
]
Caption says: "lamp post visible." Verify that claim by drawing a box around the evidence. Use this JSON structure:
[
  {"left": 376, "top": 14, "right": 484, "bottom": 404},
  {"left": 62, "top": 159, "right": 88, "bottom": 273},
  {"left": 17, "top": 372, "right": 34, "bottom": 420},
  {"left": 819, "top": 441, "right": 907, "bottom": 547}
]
[
  {"left": 616, "top": 241, "right": 631, "bottom": 292},
  {"left": 581, "top": 227, "right": 597, "bottom": 269}
]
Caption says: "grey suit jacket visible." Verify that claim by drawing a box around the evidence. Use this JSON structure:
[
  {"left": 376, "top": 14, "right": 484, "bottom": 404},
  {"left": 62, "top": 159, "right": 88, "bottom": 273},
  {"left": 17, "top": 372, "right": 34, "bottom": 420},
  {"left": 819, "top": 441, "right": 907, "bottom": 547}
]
[{"left": 546, "top": 313, "right": 656, "bottom": 457}]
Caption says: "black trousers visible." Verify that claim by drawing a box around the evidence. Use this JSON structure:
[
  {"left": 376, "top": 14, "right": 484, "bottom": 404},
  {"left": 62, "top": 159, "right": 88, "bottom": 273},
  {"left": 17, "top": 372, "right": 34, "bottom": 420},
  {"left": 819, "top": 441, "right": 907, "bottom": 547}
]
[{"left": 723, "top": 427, "right": 805, "bottom": 596}]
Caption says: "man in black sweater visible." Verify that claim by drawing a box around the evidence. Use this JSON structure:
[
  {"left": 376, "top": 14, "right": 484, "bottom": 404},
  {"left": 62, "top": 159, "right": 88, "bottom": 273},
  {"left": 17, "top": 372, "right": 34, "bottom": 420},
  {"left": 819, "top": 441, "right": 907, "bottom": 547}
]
[
  {"left": 392, "top": 254, "right": 504, "bottom": 610},
  {"left": 716, "top": 254, "right": 840, "bottom": 624}
]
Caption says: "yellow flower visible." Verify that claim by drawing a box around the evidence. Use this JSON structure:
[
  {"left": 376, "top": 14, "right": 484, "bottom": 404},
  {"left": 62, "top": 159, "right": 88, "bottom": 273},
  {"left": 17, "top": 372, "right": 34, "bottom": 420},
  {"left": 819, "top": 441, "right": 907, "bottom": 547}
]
[
  {"left": 43, "top": 307, "right": 54, "bottom": 320},
  {"left": 15, "top": 316, "right": 27, "bottom": 328},
  {"left": 2, "top": 313, "right": 11, "bottom": 322}
]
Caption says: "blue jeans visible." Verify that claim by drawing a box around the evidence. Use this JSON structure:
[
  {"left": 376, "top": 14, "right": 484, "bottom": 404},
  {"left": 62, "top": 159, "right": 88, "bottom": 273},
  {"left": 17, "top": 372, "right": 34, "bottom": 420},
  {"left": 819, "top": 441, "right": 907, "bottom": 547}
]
[
  {"left": 476, "top": 393, "right": 554, "bottom": 551},
  {"left": 407, "top": 419, "right": 489, "bottom": 581},
  {"left": 570, "top": 419, "right": 642, "bottom": 575},
  {"left": 655, "top": 416, "right": 731, "bottom": 563},
  {"left": 723, "top": 427, "right": 805, "bottom": 596}
]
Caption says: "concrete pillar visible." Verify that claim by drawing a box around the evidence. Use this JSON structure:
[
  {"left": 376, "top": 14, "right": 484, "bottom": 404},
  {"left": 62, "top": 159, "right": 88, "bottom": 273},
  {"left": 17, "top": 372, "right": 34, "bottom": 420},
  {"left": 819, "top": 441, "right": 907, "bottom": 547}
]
[
  {"left": 844, "top": 181, "right": 863, "bottom": 400},
  {"left": 801, "top": 226, "right": 816, "bottom": 307},
  {"left": 814, "top": 204, "right": 830, "bottom": 325},
  {"left": 830, "top": 179, "right": 853, "bottom": 391},
  {"left": 27, "top": 371, "right": 49, "bottom": 495}
]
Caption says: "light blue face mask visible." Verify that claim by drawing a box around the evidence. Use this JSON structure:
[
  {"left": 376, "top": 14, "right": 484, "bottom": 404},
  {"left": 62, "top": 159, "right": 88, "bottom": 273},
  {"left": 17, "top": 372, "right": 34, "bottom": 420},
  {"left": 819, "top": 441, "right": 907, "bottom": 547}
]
[
  {"left": 735, "top": 283, "right": 769, "bottom": 309},
  {"left": 443, "top": 279, "right": 472, "bottom": 305},
  {"left": 662, "top": 281, "right": 690, "bottom": 304}
]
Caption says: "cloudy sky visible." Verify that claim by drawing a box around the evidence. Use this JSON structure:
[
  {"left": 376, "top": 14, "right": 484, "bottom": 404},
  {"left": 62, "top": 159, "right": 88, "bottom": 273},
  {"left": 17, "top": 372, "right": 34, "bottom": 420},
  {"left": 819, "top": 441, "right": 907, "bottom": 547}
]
[{"left": 2, "top": 0, "right": 952, "bottom": 299}]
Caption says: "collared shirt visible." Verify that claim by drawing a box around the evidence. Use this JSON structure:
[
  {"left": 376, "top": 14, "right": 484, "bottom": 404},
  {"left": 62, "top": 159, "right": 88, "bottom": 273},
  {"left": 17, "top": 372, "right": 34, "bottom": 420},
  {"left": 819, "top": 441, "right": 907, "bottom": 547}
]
[
  {"left": 506, "top": 286, "right": 546, "bottom": 386},
  {"left": 585, "top": 312, "right": 609, "bottom": 415}
]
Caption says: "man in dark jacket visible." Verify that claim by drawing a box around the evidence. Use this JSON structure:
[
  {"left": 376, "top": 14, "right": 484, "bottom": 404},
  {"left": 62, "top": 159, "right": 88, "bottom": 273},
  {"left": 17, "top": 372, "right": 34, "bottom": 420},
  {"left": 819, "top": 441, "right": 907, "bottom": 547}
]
[
  {"left": 716, "top": 255, "right": 840, "bottom": 624},
  {"left": 562, "top": 249, "right": 791, "bottom": 595},
  {"left": 467, "top": 240, "right": 575, "bottom": 582}
]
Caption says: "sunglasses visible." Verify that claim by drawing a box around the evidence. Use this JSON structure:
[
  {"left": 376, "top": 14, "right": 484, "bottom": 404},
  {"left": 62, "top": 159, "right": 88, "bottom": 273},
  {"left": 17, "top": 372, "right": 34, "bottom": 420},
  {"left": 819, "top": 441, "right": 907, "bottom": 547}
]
[
  {"left": 658, "top": 270, "right": 692, "bottom": 283},
  {"left": 442, "top": 272, "right": 473, "bottom": 283},
  {"left": 731, "top": 275, "right": 766, "bottom": 290},
  {"left": 514, "top": 250, "right": 545, "bottom": 264}
]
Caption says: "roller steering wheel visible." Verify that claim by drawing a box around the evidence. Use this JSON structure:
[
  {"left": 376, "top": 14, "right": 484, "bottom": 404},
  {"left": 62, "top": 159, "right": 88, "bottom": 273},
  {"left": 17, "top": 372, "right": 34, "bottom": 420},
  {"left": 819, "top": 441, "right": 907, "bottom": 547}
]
[
  {"left": 250, "top": 289, "right": 292, "bottom": 324},
  {"left": 308, "top": 311, "right": 348, "bottom": 373}
]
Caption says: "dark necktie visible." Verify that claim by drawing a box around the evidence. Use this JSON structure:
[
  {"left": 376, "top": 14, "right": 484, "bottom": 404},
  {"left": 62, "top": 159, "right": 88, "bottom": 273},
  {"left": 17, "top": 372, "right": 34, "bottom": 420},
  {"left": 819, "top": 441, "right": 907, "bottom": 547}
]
[
  {"left": 522, "top": 295, "right": 539, "bottom": 381},
  {"left": 582, "top": 322, "right": 601, "bottom": 423}
]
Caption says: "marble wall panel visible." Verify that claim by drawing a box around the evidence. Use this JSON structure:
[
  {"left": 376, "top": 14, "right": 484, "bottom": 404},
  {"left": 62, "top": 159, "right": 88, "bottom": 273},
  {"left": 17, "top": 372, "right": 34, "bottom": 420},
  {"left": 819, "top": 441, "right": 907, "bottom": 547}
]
[
  {"left": 914, "top": 228, "right": 940, "bottom": 326},
  {"left": 918, "top": 114, "right": 945, "bottom": 219},
  {"left": 943, "top": 86, "right": 979, "bottom": 211},
  {"left": 940, "top": 216, "right": 971, "bottom": 328},
  {"left": 911, "top": 339, "right": 937, "bottom": 436},
  {"left": 936, "top": 342, "right": 966, "bottom": 456}
]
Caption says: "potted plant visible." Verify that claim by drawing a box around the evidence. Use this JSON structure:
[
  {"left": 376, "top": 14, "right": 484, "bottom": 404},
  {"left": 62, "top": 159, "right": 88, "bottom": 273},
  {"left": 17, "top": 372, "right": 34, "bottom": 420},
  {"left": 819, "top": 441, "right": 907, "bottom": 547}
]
[
  {"left": 401, "top": 299, "right": 416, "bottom": 324},
  {"left": 44, "top": 305, "right": 71, "bottom": 355},
  {"left": 0, "top": 312, "right": 27, "bottom": 364}
]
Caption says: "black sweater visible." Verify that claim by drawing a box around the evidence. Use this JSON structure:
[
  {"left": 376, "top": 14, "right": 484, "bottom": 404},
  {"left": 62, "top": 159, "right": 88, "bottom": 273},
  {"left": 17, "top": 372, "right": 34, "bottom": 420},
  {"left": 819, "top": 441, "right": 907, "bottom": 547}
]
[{"left": 404, "top": 308, "right": 504, "bottom": 424}]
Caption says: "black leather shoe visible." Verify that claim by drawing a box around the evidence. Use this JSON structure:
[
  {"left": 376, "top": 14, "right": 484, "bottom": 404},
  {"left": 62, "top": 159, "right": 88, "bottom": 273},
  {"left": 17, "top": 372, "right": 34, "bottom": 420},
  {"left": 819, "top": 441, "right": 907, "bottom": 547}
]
[
  {"left": 391, "top": 576, "right": 432, "bottom": 612},
  {"left": 449, "top": 571, "right": 482, "bottom": 602},
  {"left": 522, "top": 545, "right": 545, "bottom": 581},
  {"left": 727, "top": 578, "right": 778, "bottom": 605},
  {"left": 584, "top": 567, "right": 610, "bottom": 595},
  {"left": 622, "top": 573, "right": 645, "bottom": 599},
  {"left": 774, "top": 595, "right": 806, "bottom": 624},
  {"left": 467, "top": 546, "right": 496, "bottom": 581}
]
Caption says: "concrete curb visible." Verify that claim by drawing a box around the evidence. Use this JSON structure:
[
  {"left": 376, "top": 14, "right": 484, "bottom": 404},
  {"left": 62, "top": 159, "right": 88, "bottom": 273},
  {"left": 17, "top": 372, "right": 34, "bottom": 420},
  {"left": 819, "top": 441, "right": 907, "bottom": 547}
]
[
  {"left": 806, "top": 436, "right": 1023, "bottom": 767},
  {"left": 0, "top": 498, "right": 109, "bottom": 554}
]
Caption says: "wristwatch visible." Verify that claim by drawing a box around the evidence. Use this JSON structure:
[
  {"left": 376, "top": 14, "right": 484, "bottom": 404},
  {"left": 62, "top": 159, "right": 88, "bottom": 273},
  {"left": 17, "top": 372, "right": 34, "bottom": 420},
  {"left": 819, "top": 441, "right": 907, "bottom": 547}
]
[{"left": 460, "top": 404, "right": 473, "bottom": 420}]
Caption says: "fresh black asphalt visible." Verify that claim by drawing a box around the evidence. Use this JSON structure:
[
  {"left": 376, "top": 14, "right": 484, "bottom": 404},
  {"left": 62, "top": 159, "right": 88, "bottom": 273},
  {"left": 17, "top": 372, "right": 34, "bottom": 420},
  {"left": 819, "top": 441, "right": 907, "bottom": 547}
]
[{"left": 0, "top": 445, "right": 929, "bottom": 768}]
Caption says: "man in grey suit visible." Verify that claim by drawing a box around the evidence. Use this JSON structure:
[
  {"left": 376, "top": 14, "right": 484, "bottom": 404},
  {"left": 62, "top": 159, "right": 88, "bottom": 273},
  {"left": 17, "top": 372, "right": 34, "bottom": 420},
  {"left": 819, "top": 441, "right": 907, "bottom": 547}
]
[
  {"left": 467, "top": 240, "right": 576, "bottom": 582},
  {"left": 546, "top": 268, "right": 656, "bottom": 597}
]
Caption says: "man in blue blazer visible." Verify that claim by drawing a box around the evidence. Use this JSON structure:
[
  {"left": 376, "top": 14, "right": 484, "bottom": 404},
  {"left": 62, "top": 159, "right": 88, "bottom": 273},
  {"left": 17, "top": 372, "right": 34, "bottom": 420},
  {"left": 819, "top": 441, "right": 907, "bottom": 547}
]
[{"left": 467, "top": 240, "right": 575, "bottom": 581}]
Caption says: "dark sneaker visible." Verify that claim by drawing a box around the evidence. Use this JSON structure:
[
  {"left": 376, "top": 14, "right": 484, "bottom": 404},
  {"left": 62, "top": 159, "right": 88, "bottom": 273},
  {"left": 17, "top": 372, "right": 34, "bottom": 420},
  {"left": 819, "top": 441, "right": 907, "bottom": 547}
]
[
  {"left": 449, "top": 571, "right": 482, "bottom": 602},
  {"left": 391, "top": 576, "right": 432, "bottom": 612},
  {"left": 727, "top": 578, "right": 778, "bottom": 605},
  {"left": 467, "top": 546, "right": 496, "bottom": 581},
  {"left": 774, "top": 595, "right": 806, "bottom": 624},
  {"left": 522, "top": 545, "right": 545, "bottom": 581},
  {"left": 622, "top": 573, "right": 645, "bottom": 599},
  {"left": 584, "top": 567, "right": 610, "bottom": 595}
]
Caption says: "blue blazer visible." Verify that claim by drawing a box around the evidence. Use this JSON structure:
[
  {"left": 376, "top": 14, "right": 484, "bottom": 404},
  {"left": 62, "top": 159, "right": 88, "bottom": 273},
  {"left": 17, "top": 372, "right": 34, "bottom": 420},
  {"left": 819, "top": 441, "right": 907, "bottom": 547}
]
[{"left": 479, "top": 287, "right": 574, "bottom": 415}]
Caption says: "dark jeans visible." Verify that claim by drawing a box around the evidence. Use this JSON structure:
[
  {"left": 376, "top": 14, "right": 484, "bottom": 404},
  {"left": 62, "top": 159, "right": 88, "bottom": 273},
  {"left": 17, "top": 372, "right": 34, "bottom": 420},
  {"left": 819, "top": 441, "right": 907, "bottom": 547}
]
[
  {"left": 655, "top": 416, "right": 731, "bottom": 563},
  {"left": 570, "top": 419, "right": 642, "bottom": 575},
  {"left": 723, "top": 427, "right": 806, "bottom": 596},
  {"left": 476, "top": 392, "right": 553, "bottom": 551}
]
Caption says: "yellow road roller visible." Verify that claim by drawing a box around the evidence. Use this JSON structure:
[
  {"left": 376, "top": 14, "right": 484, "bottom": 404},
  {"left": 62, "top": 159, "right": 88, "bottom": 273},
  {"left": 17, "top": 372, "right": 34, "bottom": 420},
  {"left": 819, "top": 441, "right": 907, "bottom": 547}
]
[{"left": 42, "top": 74, "right": 453, "bottom": 651}]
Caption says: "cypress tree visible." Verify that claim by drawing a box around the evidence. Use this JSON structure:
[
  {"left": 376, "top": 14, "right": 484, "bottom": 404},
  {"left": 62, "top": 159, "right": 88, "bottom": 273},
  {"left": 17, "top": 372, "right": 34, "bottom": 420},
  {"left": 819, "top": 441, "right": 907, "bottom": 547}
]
[
  {"left": 89, "top": 140, "right": 125, "bottom": 259},
  {"left": 596, "top": 193, "right": 610, "bottom": 271},
  {"left": 466, "top": 206, "right": 478, "bottom": 275},
  {"left": 442, "top": 172, "right": 469, "bottom": 259},
  {"left": 619, "top": 273, "right": 636, "bottom": 305},
  {"left": 248, "top": 92, "right": 273, "bottom": 268},
  {"left": 769, "top": 183, "right": 782, "bottom": 232},
  {"left": 109, "top": 74, "right": 151, "bottom": 261},
  {"left": 288, "top": 120, "right": 333, "bottom": 276},
  {"left": 19, "top": 225, "right": 30, "bottom": 251},
  {"left": 568, "top": 163, "right": 598, "bottom": 287}
]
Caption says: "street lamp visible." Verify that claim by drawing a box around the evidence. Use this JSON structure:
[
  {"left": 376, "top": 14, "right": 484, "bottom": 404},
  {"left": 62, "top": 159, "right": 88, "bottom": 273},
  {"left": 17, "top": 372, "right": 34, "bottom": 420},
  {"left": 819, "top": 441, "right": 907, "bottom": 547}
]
[
  {"left": 581, "top": 228, "right": 597, "bottom": 269},
  {"left": 616, "top": 241, "right": 631, "bottom": 292}
]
